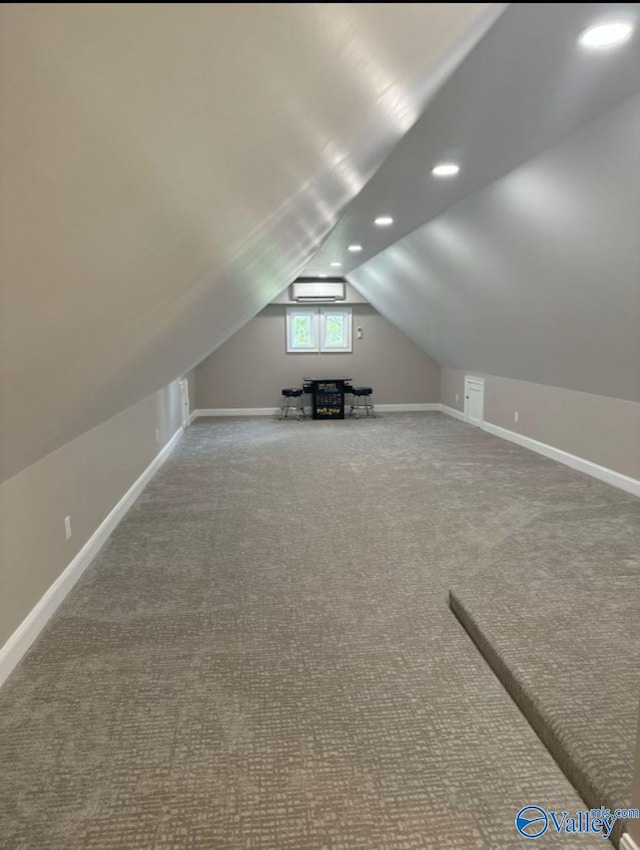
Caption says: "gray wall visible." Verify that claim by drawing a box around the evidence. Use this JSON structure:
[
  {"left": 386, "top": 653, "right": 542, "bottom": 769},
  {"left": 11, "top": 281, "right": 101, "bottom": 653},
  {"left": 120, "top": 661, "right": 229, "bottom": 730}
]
[
  {"left": 195, "top": 302, "right": 440, "bottom": 409},
  {"left": 0, "top": 382, "right": 182, "bottom": 650},
  {"left": 441, "top": 367, "right": 640, "bottom": 480},
  {"left": 349, "top": 95, "right": 640, "bottom": 404}
]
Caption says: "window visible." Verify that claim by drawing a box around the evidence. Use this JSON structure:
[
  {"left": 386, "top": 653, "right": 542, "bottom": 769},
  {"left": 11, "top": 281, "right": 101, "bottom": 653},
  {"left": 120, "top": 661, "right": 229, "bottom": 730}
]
[
  {"left": 286, "top": 307, "right": 352, "bottom": 353},
  {"left": 286, "top": 307, "right": 319, "bottom": 352},
  {"left": 320, "top": 309, "right": 352, "bottom": 352}
]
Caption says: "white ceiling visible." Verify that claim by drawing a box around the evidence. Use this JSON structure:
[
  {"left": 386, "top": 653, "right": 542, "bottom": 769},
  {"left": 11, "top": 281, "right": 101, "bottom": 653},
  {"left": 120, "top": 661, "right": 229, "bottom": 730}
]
[
  {"left": 307, "top": 3, "right": 640, "bottom": 276},
  {"left": 349, "top": 94, "right": 640, "bottom": 402},
  {"left": 0, "top": 3, "right": 498, "bottom": 482}
]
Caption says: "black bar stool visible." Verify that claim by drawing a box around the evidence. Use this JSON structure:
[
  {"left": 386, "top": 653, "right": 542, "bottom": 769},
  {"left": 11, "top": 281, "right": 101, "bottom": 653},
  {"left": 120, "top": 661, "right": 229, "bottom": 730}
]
[
  {"left": 349, "top": 386, "right": 375, "bottom": 418},
  {"left": 279, "top": 388, "right": 305, "bottom": 420}
]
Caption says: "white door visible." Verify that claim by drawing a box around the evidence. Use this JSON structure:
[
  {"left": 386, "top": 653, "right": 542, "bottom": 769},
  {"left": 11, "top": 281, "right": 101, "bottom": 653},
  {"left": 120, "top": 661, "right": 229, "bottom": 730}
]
[
  {"left": 464, "top": 377, "right": 484, "bottom": 427},
  {"left": 179, "top": 378, "right": 190, "bottom": 428}
]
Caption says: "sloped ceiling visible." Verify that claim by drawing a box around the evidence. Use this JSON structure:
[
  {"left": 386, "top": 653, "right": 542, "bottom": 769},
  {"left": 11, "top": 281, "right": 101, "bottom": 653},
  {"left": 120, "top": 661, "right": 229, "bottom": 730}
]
[
  {"left": 349, "top": 94, "right": 640, "bottom": 402},
  {"left": 309, "top": 3, "right": 640, "bottom": 275},
  {"left": 0, "top": 3, "right": 499, "bottom": 482},
  {"left": 298, "top": 3, "right": 640, "bottom": 403}
]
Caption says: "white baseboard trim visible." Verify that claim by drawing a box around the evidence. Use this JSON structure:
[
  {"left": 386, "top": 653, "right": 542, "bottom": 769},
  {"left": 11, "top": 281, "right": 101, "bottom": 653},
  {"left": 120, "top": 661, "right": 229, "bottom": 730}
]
[
  {"left": 621, "top": 833, "right": 640, "bottom": 850},
  {"left": 188, "top": 409, "right": 198, "bottom": 425},
  {"left": 438, "top": 404, "right": 640, "bottom": 497},
  {"left": 192, "top": 403, "right": 439, "bottom": 419},
  {"left": 439, "top": 404, "right": 467, "bottom": 422},
  {"left": 373, "top": 403, "right": 439, "bottom": 413},
  {"left": 193, "top": 407, "right": 280, "bottom": 417},
  {"left": 0, "top": 426, "right": 184, "bottom": 690},
  {"left": 482, "top": 421, "right": 640, "bottom": 498}
]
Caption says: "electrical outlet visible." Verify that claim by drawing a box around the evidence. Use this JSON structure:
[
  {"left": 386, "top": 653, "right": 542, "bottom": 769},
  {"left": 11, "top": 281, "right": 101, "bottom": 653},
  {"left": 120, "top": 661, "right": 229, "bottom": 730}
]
[
  {"left": 155, "top": 429, "right": 160, "bottom": 444},
  {"left": 455, "top": 393, "right": 460, "bottom": 403},
  {"left": 64, "top": 516, "right": 72, "bottom": 540},
  {"left": 514, "top": 411, "right": 519, "bottom": 423},
  {"left": 356, "top": 327, "right": 363, "bottom": 340}
]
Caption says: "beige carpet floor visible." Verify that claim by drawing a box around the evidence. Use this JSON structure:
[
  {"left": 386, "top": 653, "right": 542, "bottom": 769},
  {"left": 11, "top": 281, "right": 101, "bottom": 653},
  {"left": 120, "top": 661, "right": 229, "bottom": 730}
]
[{"left": 1, "top": 413, "right": 638, "bottom": 849}]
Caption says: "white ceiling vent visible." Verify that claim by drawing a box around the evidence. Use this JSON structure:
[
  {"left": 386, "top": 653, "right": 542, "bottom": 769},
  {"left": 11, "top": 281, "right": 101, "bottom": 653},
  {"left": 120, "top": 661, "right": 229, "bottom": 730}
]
[{"left": 291, "top": 281, "right": 346, "bottom": 302}]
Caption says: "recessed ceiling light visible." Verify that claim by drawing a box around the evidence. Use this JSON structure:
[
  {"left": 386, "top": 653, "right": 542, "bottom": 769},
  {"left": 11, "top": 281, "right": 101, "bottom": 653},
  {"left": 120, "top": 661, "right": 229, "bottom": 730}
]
[
  {"left": 374, "top": 216, "right": 394, "bottom": 227},
  {"left": 348, "top": 244, "right": 363, "bottom": 252},
  {"left": 432, "top": 163, "right": 460, "bottom": 177},
  {"left": 329, "top": 262, "right": 342, "bottom": 267},
  {"left": 579, "top": 19, "right": 634, "bottom": 48}
]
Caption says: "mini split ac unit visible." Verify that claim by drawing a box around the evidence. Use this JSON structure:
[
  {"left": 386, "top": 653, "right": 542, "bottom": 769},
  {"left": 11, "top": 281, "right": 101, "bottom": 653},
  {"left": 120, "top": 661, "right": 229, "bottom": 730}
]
[{"left": 291, "top": 281, "right": 346, "bottom": 302}]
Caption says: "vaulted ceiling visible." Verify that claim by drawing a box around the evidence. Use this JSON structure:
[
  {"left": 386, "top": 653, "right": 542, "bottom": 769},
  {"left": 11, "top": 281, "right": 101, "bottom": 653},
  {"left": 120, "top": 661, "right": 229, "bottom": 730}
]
[
  {"left": 308, "top": 3, "right": 640, "bottom": 276},
  {"left": 349, "top": 94, "right": 640, "bottom": 402},
  {"left": 1, "top": 3, "right": 498, "bottom": 481},
  {"left": 306, "top": 3, "right": 640, "bottom": 403},
  {"left": 2, "top": 3, "right": 638, "bottom": 483}
]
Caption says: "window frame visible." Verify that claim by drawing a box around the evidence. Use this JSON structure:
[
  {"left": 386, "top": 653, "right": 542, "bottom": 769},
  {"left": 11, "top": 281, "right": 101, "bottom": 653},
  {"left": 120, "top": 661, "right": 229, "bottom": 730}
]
[
  {"left": 320, "top": 307, "right": 352, "bottom": 352},
  {"left": 286, "top": 306, "right": 320, "bottom": 353},
  {"left": 285, "top": 306, "right": 353, "bottom": 354}
]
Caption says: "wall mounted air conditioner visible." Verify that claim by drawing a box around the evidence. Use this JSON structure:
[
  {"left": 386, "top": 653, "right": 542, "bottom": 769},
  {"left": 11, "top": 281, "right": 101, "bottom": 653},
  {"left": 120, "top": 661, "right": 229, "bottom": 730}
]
[{"left": 291, "top": 281, "right": 345, "bottom": 302}]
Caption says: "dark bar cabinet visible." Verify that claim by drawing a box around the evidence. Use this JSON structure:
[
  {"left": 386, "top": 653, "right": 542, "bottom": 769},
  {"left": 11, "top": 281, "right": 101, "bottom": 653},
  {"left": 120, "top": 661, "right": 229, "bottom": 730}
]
[{"left": 303, "top": 377, "right": 352, "bottom": 420}]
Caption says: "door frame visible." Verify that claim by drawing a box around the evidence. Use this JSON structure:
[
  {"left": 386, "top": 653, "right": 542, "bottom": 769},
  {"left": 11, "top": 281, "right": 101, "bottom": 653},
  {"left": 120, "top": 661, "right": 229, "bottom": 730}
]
[
  {"left": 179, "top": 378, "right": 190, "bottom": 429},
  {"left": 464, "top": 376, "right": 485, "bottom": 427}
]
